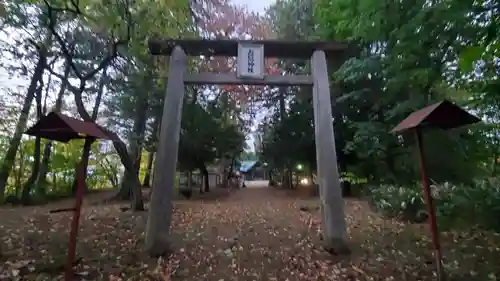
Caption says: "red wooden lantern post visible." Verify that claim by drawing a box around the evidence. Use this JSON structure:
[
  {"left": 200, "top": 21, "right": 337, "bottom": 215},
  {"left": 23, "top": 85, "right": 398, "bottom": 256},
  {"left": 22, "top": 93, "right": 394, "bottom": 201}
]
[
  {"left": 24, "top": 112, "right": 112, "bottom": 281},
  {"left": 414, "top": 127, "right": 444, "bottom": 279},
  {"left": 391, "top": 100, "right": 480, "bottom": 281}
]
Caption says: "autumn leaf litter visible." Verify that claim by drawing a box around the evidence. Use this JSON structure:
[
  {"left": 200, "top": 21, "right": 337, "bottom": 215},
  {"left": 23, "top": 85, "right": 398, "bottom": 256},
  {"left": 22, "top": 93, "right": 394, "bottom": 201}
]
[{"left": 1, "top": 187, "right": 499, "bottom": 281}]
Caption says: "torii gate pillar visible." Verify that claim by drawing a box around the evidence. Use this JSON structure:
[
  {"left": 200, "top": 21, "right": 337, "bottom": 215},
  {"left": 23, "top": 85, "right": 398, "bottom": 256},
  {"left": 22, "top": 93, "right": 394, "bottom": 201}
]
[
  {"left": 311, "top": 50, "right": 349, "bottom": 253},
  {"left": 145, "top": 46, "right": 187, "bottom": 255}
]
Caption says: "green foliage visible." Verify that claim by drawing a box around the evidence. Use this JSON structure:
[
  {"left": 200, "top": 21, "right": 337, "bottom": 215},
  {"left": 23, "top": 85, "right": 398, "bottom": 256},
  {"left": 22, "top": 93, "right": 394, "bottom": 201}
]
[
  {"left": 369, "top": 183, "right": 427, "bottom": 222},
  {"left": 340, "top": 172, "right": 367, "bottom": 185},
  {"left": 2, "top": 137, "right": 121, "bottom": 200},
  {"left": 178, "top": 91, "right": 246, "bottom": 172},
  {"left": 369, "top": 180, "right": 500, "bottom": 231},
  {"left": 310, "top": 0, "right": 497, "bottom": 185},
  {"left": 437, "top": 179, "right": 500, "bottom": 230},
  {"left": 260, "top": 97, "right": 316, "bottom": 170}
]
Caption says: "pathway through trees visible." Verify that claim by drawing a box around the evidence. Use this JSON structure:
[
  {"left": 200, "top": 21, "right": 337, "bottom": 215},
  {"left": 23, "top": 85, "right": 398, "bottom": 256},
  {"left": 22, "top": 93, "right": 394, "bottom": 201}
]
[{"left": 0, "top": 187, "right": 498, "bottom": 281}]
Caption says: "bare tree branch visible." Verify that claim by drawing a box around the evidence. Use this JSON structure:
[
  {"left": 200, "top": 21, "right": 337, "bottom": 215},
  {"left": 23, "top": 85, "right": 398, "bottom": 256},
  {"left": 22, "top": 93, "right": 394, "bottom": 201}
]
[{"left": 43, "top": 0, "right": 132, "bottom": 82}]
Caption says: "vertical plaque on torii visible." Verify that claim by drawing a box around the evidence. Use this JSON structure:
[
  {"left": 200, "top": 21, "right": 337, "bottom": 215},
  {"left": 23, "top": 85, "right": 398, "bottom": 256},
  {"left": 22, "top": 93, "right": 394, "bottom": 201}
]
[{"left": 237, "top": 43, "right": 264, "bottom": 79}]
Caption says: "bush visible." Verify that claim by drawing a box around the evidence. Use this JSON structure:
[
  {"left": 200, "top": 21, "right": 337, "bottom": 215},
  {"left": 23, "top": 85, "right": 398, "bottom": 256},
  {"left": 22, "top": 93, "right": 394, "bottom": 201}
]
[
  {"left": 368, "top": 179, "right": 500, "bottom": 231},
  {"left": 369, "top": 183, "right": 428, "bottom": 222},
  {"left": 436, "top": 178, "right": 500, "bottom": 230}
]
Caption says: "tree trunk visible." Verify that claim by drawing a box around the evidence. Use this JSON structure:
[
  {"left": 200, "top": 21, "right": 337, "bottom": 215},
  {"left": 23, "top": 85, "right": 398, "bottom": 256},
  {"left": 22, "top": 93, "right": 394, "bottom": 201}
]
[
  {"left": 287, "top": 166, "right": 293, "bottom": 189},
  {"left": 114, "top": 176, "right": 132, "bottom": 200},
  {"left": 221, "top": 158, "right": 230, "bottom": 188},
  {"left": 268, "top": 169, "right": 275, "bottom": 187},
  {"left": 63, "top": 42, "right": 145, "bottom": 211},
  {"left": 135, "top": 148, "right": 142, "bottom": 175},
  {"left": 51, "top": 172, "right": 56, "bottom": 190},
  {"left": 225, "top": 156, "right": 236, "bottom": 188},
  {"left": 75, "top": 138, "right": 93, "bottom": 194},
  {"left": 71, "top": 67, "right": 109, "bottom": 195},
  {"left": 115, "top": 88, "right": 148, "bottom": 211},
  {"left": 100, "top": 157, "right": 119, "bottom": 188},
  {"left": 0, "top": 48, "right": 47, "bottom": 201},
  {"left": 143, "top": 115, "right": 160, "bottom": 188},
  {"left": 116, "top": 147, "right": 144, "bottom": 210},
  {"left": 131, "top": 146, "right": 144, "bottom": 210},
  {"left": 116, "top": 146, "right": 143, "bottom": 200},
  {"left": 200, "top": 164, "right": 209, "bottom": 192},
  {"left": 143, "top": 151, "right": 154, "bottom": 187},
  {"left": 187, "top": 171, "right": 193, "bottom": 190},
  {"left": 21, "top": 85, "right": 44, "bottom": 204},
  {"left": 36, "top": 62, "right": 71, "bottom": 194},
  {"left": 282, "top": 167, "right": 293, "bottom": 189},
  {"left": 14, "top": 145, "right": 26, "bottom": 196}
]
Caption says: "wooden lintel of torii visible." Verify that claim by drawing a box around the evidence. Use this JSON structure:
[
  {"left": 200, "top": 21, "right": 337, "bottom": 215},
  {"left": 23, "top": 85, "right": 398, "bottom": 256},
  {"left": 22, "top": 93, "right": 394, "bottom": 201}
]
[{"left": 148, "top": 38, "right": 356, "bottom": 59}]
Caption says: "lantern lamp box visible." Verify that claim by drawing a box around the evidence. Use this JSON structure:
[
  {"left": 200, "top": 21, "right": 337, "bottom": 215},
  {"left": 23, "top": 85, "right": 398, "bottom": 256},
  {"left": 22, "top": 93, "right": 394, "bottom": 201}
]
[{"left": 237, "top": 43, "right": 264, "bottom": 79}]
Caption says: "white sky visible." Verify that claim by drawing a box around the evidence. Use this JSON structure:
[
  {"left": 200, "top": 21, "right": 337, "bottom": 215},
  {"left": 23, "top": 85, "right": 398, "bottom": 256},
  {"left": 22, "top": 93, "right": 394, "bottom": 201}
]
[{"left": 231, "top": 0, "right": 275, "bottom": 13}]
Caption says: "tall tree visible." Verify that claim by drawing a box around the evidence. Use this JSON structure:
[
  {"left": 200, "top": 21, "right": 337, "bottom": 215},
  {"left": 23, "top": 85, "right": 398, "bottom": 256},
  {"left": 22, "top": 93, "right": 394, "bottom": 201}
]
[{"left": 0, "top": 17, "right": 53, "bottom": 200}]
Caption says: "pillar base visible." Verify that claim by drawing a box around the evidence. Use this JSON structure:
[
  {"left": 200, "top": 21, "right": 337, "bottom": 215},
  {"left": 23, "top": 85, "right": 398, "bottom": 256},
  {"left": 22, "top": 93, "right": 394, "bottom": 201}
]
[
  {"left": 145, "top": 234, "right": 174, "bottom": 257},
  {"left": 322, "top": 237, "right": 351, "bottom": 255}
]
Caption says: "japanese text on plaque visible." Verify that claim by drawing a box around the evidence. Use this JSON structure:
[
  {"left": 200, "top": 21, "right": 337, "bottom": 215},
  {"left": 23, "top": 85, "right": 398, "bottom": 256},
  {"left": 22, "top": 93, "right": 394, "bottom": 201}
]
[{"left": 247, "top": 49, "right": 255, "bottom": 73}]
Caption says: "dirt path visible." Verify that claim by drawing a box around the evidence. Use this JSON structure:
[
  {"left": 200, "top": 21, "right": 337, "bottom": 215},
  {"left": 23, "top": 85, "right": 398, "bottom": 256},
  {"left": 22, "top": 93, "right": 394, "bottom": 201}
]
[
  {"left": 1, "top": 186, "right": 499, "bottom": 281},
  {"left": 242, "top": 180, "right": 269, "bottom": 188},
  {"left": 169, "top": 185, "right": 334, "bottom": 281}
]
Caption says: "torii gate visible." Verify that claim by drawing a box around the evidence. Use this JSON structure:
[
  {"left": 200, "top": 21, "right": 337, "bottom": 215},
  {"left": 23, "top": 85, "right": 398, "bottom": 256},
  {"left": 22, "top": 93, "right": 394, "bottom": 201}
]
[{"left": 145, "top": 38, "right": 354, "bottom": 255}]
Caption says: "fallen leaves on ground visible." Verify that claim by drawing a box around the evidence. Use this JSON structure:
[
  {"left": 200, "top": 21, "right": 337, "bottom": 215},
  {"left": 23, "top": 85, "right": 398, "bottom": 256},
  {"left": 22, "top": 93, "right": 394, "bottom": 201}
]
[{"left": 1, "top": 186, "right": 499, "bottom": 281}]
